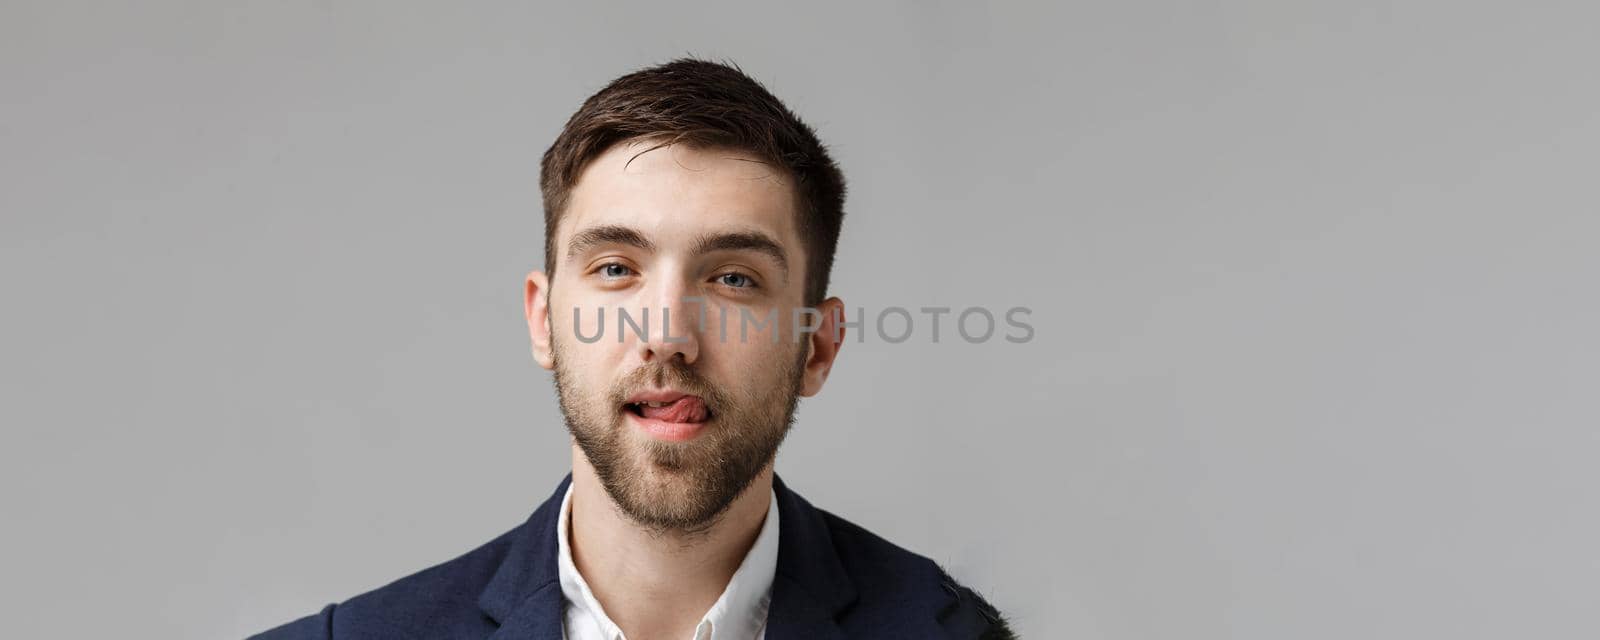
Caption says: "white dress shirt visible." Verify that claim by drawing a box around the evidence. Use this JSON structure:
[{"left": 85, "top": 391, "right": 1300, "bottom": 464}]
[{"left": 556, "top": 483, "right": 780, "bottom": 640}]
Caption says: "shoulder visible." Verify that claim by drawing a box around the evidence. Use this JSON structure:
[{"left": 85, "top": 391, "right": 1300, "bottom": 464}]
[
  {"left": 814, "top": 507, "right": 1016, "bottom": 639},
  {"left": 249, "top": 525, "right": 521, "bottom": 640}
]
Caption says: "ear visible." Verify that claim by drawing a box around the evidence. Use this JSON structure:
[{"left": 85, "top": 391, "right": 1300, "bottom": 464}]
[
  {"left": 524, "top": 270, "right": 555, "bottom": 370},
  {"left": 799, "top": 297, "right": 847, "bottom": 397}
]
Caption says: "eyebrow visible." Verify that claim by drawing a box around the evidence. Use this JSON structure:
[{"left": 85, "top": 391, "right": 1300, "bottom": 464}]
[
  {"left": 565, "top": 225, "right": 656, "bottom": 264},
  {"left": 692, "top": 231, "right": 789, "bottom": 277}
]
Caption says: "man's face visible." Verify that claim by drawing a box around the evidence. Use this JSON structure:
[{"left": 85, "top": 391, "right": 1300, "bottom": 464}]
[{"left": 532, "top": 141, "right": 824, "bottom": 534}]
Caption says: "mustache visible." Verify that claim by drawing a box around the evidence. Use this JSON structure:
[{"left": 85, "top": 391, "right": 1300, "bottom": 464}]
[{"left": 608, "top": 359, "right": 723, "bottom": 408}]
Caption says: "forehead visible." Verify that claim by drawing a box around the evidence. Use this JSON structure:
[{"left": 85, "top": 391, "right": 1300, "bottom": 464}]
[{"left": 559, "top": 141, "right": 801, "bottom": 251}]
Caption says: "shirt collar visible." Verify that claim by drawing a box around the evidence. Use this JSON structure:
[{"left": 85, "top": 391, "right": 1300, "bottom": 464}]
[{"left": 556, "top": 482, "right": 780, "bottom": 640}]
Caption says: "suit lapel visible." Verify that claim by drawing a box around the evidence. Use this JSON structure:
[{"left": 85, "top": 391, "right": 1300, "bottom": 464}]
[
  {"left": 763, "top": 475, "right": 858, "bottom": 640},
  {"left": 480, "top": 473, "right": 570, "bottom": 640}
]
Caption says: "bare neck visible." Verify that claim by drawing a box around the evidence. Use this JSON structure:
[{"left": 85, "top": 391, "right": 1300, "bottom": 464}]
[{"left": 567, "top": 443, "right": 774, "bottom": 639}]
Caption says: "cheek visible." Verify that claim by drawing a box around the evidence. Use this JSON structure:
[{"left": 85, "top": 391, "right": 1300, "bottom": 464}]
[
  {"left": 545, "top": 288, "right": 581, "bottom": 336},
  {"left": 551, "top": 310, "right": 626, "bottom": 383},
  {"left": 706, "top": 303, "right": 810, "bottom": 345},
  {"left": 549, "top": 291, "right": 622, "bottom": 348},
  {"left": 703, "top": 338, "right": 797, "bottom": 384}
]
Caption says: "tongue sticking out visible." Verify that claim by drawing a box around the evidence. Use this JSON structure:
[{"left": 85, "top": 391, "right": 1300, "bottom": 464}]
[{"left": 638, "top": 397, "right": 709, "bottom": 423}]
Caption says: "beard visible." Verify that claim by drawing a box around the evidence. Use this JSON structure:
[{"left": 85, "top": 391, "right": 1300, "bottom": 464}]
[{"left": 551, "top": 337, "right": 806, "bottom": 536}]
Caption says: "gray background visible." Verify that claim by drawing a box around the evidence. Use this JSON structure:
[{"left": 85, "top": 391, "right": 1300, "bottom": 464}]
[{"left": 4, "top": 1, "right": 1598, "bottom": 638}]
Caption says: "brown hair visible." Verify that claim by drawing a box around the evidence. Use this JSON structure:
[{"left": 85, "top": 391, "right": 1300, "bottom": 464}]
[{"left": 539, "top": 58, "right": 847, "bottom": 306}]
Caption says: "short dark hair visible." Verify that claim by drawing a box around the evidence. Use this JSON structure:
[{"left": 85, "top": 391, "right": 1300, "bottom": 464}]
[{"left": 540, "top": 58, "right": 847, "bottom": 306}]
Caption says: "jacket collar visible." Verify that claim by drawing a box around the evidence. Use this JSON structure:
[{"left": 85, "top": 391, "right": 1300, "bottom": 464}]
[
  {"left": 479, "top": 473, "right": 568, "bottom": 640},
  {"left": 477, "top": 472, "right": 858, "bottom": 639},
  {"left": 763, "top": 474, "right": 858, "bottom": 640}
]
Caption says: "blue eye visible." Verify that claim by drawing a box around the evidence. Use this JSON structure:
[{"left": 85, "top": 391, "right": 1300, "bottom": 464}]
[
  {"left": 717, "top": 272, "right": 755, "bottom": 289},
  {"left": 599, "top": 263, "right": 633, "bottom": 279}
]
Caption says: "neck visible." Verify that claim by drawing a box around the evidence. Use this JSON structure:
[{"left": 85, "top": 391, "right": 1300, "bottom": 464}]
[{"left": 568, "top": 443, "right": 774, "bottom": 640}]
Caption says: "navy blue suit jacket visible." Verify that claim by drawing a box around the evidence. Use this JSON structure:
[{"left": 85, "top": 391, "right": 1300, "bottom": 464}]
[{"left": 254, "top": 473, "right": 1011, "bottom": 639}]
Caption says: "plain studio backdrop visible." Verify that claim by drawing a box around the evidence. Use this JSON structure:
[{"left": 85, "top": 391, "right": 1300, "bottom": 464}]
[{"left": 4, "top": 1, "right": 1599, "bottom": 638}]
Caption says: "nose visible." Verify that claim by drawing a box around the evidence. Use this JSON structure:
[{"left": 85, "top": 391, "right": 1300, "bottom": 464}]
[{"left": 635, "top": 276, "right": 701, "bottom": 365}]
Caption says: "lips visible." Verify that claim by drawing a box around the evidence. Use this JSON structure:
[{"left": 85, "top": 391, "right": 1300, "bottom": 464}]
[{"left": 623, "top": 391, "right": 711, "bottom": 424}]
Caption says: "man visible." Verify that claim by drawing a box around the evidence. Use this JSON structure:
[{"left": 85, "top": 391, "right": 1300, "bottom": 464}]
[{"left": 256, "top": 58, "right": 1013, "bottom": 640}]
